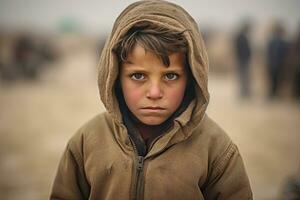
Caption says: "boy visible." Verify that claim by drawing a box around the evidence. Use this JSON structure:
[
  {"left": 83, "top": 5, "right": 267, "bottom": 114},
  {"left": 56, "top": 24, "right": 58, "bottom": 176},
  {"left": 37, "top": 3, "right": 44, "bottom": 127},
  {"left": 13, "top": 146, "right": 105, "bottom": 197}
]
[{"left": 50, "top": 1, "right": 252, "bottom": 199}]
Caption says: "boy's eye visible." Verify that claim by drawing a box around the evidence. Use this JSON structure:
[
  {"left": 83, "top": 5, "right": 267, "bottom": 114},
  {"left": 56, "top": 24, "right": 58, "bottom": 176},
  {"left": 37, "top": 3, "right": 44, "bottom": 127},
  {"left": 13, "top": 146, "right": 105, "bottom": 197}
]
[
  {"left": 130, "top": 73, "right": 145, "bottom": 80},
  {"left": 164, "top": 73, "right": 179, "bottom": 81}
]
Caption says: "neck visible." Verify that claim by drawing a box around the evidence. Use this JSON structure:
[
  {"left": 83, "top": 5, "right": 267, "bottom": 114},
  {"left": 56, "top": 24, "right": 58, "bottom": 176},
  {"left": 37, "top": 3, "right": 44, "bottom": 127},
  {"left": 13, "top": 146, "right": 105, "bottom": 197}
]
[{"left": 136, "top": 122, "right": 165, "bottom": 141}]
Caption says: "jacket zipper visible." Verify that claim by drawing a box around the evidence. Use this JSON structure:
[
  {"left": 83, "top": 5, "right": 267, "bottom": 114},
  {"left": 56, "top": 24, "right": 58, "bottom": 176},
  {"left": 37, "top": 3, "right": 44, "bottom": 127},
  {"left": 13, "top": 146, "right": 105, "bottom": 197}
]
[
  {"left": 129, "top": 137, "right": 145, "bottom": 200},
  {"left": 128, "top": 125, "right": 180, "bottom": 199},
  {"left": 135, "top": 156, "right": 144, "bottom": 200}
]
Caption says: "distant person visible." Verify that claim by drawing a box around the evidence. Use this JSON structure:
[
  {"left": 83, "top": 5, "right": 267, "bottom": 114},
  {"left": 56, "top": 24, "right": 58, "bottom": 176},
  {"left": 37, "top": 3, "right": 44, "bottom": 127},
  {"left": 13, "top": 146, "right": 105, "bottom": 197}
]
[
  {"left": 50, "top": 1, "right": 252, "bottom": 199},
  {"left": 281, "top": 165, "right": 300, "bottom": 199},
  {"left": 281, "top": 175, "right": 300, "bottom": 200},
  {"left": 266, "top": 23, "right": 288, "bottom": 99},
  {"left": 290, "top": 25, "right": 300, "bottom": 99},
  {"left": 234, "top": 22, "right": 252, "bottom": 99},
  {"left": 14, "top": 35, "right": 38, "bottom": 79}
]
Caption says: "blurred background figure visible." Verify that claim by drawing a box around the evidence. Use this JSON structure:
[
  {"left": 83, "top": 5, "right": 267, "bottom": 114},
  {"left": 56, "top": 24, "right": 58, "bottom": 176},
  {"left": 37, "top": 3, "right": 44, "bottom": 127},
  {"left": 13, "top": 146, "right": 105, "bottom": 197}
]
[
  {"left": 234, "top": 21, "right": 252, "bottom": 99},
  {"left": 289, "top": 24, "right": 300, "bottom": 100},
  {"left": 14, "top": 35, "right": 38, "bottom": 79},
  {"left": 0, "top": 33, "right": 57, "bottom": 82},
  {"left": 280, "top": 166, "right": 300, "bottom": 200},
  {"left": 266, "top": 22, "right": 288, "bottom": 99}
]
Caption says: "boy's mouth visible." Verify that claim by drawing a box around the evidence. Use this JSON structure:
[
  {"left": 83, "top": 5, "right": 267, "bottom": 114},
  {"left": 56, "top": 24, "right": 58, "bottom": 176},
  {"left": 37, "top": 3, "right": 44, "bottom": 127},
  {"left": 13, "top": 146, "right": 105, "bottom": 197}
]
[{"left": 141, "top": 106, "right": 166, "bottom": 110}]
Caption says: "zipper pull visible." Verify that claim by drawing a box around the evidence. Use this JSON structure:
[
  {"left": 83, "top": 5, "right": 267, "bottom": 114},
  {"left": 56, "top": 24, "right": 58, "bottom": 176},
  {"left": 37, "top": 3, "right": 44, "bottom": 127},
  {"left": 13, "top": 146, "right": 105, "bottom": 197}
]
[{"left": 137, "top": 156, "right": 144, "bottom": 171}]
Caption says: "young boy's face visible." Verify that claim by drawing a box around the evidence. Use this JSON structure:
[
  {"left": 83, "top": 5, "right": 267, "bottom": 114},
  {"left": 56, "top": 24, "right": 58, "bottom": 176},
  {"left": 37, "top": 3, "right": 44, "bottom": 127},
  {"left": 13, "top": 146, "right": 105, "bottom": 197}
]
[{"left": 120, "top": 45, "right": 187, "bottom": 125}]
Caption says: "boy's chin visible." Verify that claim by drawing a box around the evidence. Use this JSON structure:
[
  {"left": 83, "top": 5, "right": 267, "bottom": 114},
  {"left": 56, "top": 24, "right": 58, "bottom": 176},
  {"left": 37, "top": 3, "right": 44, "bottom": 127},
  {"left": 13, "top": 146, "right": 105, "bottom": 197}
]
[{"left": 138, "top": 117, "right": 167, "bottom": 126}]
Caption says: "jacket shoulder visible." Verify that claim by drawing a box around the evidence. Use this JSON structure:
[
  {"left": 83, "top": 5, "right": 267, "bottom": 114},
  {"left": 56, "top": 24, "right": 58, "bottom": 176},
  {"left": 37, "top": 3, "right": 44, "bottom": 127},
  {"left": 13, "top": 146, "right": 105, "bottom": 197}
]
[
  {"left": 66, "top": 112, "right": 114, "bottom": 157},
  {"left": 195, "top": 115, "right": 238, "bottom": 173},
  {"left": 196, "top": 116, "right": 252, "bottom": 199},
  {"left": 50, "top": 113, "right": 113, "bottom": 199},
  {"left": 196, "top": 114, "right": 232, "bottom": 147}
]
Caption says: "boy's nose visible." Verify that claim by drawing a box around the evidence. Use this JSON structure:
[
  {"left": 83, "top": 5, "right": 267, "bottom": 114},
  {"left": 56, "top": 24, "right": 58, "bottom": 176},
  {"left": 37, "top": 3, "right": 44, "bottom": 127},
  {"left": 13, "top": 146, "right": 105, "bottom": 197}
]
[{"left": 146, "top": 82, "right": 163, "bottom": 99}]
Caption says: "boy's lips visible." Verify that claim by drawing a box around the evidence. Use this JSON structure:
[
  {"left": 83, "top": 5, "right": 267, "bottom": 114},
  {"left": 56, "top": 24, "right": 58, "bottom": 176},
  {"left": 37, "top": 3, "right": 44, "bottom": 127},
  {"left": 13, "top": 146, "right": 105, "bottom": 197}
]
[
  {"left": 140, "top": 107, "right": 167, "bottom": 114},
  {"left": 141, "top": 106, "right": 166, "bottom": 110}
]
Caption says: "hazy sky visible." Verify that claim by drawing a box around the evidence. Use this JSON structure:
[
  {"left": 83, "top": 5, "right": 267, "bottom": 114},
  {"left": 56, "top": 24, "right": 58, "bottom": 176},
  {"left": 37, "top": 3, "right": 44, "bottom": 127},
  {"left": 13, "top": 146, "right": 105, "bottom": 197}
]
[{"left": 0, "top": 0, "right": 299, "bottom": 33}]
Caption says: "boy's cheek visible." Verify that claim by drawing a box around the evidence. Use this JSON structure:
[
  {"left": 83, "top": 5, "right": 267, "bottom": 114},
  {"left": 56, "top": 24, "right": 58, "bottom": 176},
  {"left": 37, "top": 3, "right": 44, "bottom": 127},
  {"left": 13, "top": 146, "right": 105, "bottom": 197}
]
[
  {"left": 169, "top": 84, "right": 186, "bottom": 98},
  {"left": 127, "top": 91, "right": 142, "bottom": 101},
  {"left": 169, "top": 91, "right": 185, "bottom": 106},
  {"left": 121, "top": 80, "right": 142, "bottom": 98},
  {"left": 123, "top": 89, "right": 143, "bottom": 104}
]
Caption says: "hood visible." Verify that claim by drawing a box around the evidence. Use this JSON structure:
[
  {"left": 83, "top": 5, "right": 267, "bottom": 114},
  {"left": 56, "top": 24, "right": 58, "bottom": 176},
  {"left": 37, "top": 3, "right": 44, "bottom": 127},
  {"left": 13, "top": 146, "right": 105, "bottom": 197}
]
[{"left": 98, "top": 0, "right": 209, "bottom": 127}]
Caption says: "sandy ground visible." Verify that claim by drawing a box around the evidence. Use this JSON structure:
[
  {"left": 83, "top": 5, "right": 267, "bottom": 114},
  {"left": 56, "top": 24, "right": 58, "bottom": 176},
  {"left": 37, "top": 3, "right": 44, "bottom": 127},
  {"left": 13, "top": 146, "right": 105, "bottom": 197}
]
[{"left": 0, "top": 47, "right": 299, "bottom": 200}]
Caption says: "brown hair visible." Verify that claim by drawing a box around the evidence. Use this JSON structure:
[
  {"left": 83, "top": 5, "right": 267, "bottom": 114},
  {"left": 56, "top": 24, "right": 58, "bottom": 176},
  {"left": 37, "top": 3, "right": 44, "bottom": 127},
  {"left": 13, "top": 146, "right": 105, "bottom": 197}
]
[{"left": 113, "top": 21, "right": 188, "bottom": 66}]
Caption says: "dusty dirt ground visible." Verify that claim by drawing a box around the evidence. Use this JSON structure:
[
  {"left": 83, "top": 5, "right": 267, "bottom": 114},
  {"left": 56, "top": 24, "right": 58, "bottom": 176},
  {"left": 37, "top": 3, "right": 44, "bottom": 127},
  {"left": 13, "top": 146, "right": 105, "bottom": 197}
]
[{"left": 0, "top": 47, "right": 299, "bottom": 200}]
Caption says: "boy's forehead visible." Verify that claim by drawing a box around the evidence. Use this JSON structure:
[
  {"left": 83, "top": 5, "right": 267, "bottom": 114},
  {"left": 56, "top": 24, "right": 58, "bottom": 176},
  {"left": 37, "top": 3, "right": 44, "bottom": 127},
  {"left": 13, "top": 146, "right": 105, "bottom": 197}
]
[
  {"left": 128, "top": 44, "right": 147, "bottom": 59},
  {"left": 127, "top": 44, "right": 184, "bottom": 61},
  {"left": 122, "top": 51, "right": 186, "bottom": 71}
]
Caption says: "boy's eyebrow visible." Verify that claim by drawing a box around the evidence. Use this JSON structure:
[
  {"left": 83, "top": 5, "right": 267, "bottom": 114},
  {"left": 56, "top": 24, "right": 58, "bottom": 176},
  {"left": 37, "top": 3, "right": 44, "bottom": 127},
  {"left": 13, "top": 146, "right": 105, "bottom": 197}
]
[
  {"left": 122, "top": 66, "right": 185, "bottom": 72},
  {"left": 163, "top": 67, "right": 185, "bottom": 72},
  {"left": 122, "top": 67, "right": 147, "bottom": 72},
  {"left": 123, "top": 60, "right": 134, "bottom": 64}
]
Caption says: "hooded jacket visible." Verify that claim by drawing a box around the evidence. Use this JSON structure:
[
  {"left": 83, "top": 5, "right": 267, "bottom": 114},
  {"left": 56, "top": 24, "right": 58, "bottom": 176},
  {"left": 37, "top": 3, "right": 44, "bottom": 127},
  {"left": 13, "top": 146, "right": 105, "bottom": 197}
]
[{"left": 50, "top": 1, "right": 252, "bottom": 199}]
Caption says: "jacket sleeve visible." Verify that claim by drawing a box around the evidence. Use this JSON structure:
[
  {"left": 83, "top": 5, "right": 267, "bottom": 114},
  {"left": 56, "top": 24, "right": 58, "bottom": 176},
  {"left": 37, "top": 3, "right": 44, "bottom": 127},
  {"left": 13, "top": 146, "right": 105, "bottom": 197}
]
[
  {"left": 203, "top": 142, "right": 253, "bottom": 200},
  {"left": 50, "top": 142, "right": 90, "bottom": 200}
]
